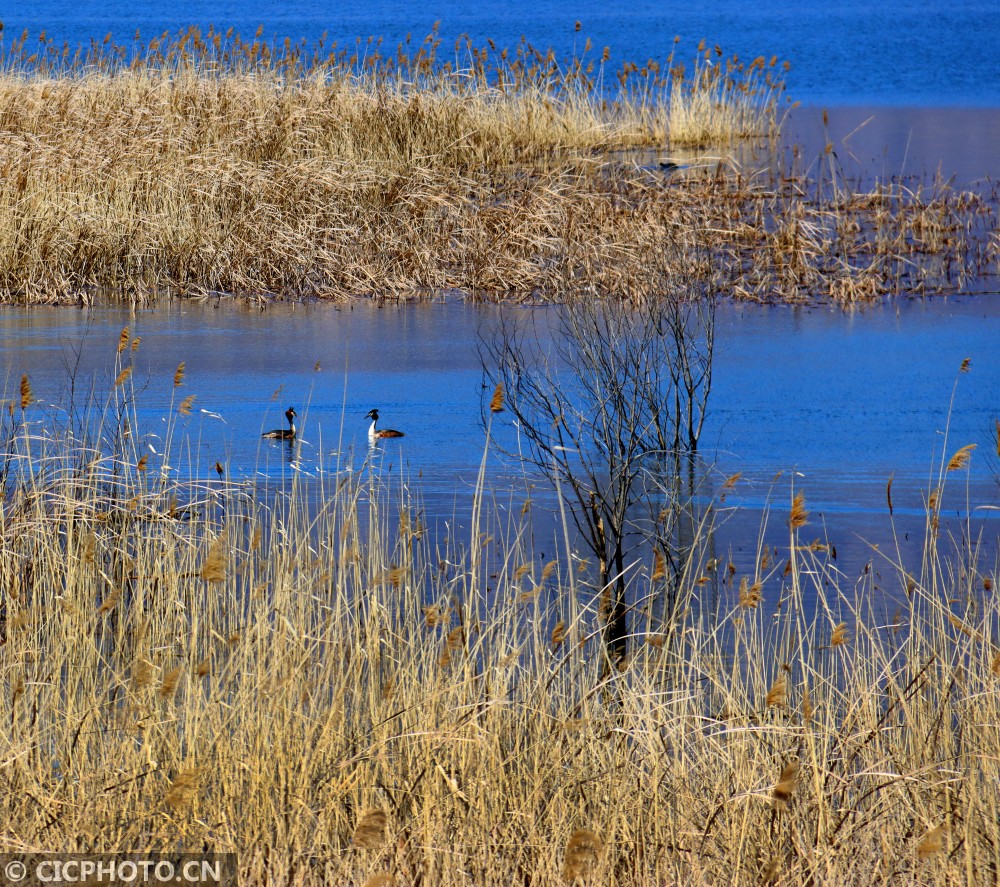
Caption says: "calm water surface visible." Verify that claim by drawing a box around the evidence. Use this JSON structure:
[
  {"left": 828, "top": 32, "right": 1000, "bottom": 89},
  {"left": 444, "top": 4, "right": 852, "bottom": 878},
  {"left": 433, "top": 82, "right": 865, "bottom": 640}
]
[
  {"left": 3, "top": 0, "right": 999, "bottom": 597},
  {"left": 3, "top": 297, "right": 998, "bottom": 587}
]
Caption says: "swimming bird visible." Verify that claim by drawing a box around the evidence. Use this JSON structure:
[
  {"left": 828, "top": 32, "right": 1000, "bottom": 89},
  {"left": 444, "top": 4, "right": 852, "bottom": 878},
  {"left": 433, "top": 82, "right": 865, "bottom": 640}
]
[
  {"left": 365, "top": 408, "right": 404, "bottom": 444},
  {"left": 262, "top": 406, "right": 297, "bottom": 440}
]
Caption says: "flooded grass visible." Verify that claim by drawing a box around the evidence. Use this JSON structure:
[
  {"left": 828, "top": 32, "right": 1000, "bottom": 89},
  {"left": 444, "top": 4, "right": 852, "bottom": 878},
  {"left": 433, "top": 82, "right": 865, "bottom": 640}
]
[
  {"left": 0, "top": 26, "right": 995, "bottom": 305},
  {"left": 2, "top": 340, "right": 999, "bottom": 884}
]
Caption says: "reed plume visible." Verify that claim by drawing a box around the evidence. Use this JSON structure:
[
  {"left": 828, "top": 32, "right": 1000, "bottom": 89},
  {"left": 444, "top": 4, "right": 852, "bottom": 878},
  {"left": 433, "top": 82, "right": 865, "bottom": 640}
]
[
  {"left": 353, "top": 809, "right": 389, "bottom": 850},
  {"left": 159, "top": 665, "right": 183, "bottom": 701},
  {"left": 789, "top": 491, "right": 808, "bottom": 529},
  {"left": 551, "top": 620, "right": 567, "bottom": 649},
  {"left": 830, "top": 622, "right": 848, "bottom": 647},
  {"left": 489, "top": 382, "right": 505, "bottom": 413},
  {"left": 801, "top": 685, "right": 814, "bottom": 722},
  {"left": 771, "top": 761, "right": 799, "bottom": 812},
  {"left": 946, "top": 443, "right": 976, "bottom": 471},
  {"left": 765, "top": 674, "right": 788, "bottom": 708},
  {"left": 131, "top": 658, "right": 154, "bottom": 689},
  {"left": 917, "top": 824, "right": 948, "bottom": 859},
  {"left": 173, "top": 362, "right": 186, "bottom": 387},
  {"left": 738, "top": 577, "right": 762, "bottom": 608},
  {"left": 562, "top": 828, "right": 603, "bottom": 882},
  {"left": 164, "top": 767, "right": 200, "bottom": 812},
  {"left": 651, "top": 549, "right": 666, "bottom": 582},
  {"left": 423, "top": 605, "right": 444, "bottom": 628},
  {"left": 97, "top": 587, "right": 122, "bottom": 615},
  {"left": 721, "top": 471, "right": 742, "bottom": 491},
  {"left": 200, "top": 535, "right": 228, "bottom": 583},
  {"left": 439, "top": 626, "right": 464, "bottom": 667},
  {"left": 19, "top": 374, "right": 32, "bottom": 410}
]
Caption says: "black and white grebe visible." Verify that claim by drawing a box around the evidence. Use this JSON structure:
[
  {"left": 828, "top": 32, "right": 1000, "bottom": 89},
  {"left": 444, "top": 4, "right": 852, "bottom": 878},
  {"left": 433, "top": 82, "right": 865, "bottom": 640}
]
[
  {"left": 262, "top": 407, "right": 297, "bottom": 440},
  {"left": 365, "top": 408, "right": 404, "bottom": 444}
]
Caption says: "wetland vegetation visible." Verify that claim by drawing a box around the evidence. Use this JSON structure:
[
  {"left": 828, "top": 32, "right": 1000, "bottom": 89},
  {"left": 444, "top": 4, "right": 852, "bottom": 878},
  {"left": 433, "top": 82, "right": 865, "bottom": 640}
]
[
  {"left": 1, "top": 346, "right": 999, "bottom": 884},
  {"left": 2, "top": 23, "right": 1000, "bottom": 887},
  {"left": 0, "top": 25, "right": 996, "bottom": 305}
]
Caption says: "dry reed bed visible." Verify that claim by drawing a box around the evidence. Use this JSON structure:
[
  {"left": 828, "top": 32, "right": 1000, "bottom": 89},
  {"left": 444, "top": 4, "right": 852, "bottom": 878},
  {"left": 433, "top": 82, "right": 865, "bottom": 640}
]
[
  {"left": 1, "top": 370, "right": 999, "bottom": 884},
  {"left": 1, "top": 30, "right": 993, "bottom": 305}
]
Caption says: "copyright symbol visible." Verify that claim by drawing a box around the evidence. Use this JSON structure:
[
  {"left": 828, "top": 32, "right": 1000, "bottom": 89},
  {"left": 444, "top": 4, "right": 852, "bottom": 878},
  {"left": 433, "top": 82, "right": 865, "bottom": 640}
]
[{"left": 4, "top": 860, "right": 27, "bottom": 882}]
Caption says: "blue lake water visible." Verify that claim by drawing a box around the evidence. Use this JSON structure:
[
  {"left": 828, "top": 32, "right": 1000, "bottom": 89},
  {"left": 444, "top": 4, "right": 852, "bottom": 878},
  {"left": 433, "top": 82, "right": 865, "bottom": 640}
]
[
  {"left": 3, "top": 297, "right": 998, "bottom": 590},
  {"left": 2, "top": 1, "right": 999, "bottom": 599},
  {"left": 5, "top": 297, "right": 998, "bottom": 488},
  {"left": 5, "top": 0, "right": 1000, "bottom": 107}
]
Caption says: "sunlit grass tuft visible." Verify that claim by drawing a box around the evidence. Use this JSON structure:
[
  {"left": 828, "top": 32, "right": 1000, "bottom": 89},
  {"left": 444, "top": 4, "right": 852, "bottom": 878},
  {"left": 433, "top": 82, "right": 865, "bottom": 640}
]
[
  {"left": 0, "top": 355, "right": 999, "bottom": 884},
  {"left": 0, "top": 26, "right": 993, "bottom": 306}
]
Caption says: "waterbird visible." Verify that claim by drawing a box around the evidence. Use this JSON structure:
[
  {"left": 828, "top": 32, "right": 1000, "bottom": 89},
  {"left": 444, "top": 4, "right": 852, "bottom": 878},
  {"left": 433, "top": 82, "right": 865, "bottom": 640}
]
[
  {"left": 365, "top": 408, "right": 404, "bottom": 444},
  {"left": 262, "top": 406, "right": 297, "bottom": 440}
]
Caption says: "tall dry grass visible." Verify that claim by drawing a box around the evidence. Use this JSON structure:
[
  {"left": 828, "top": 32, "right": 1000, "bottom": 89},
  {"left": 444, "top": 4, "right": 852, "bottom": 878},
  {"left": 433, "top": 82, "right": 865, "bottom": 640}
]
[
  {"left": 668, "top": 39, "right": 791, "bottom": 147},
  {"left": 1, "top": 26, "right": 994, "bottom": 306},
  {"left": 1, "top": 345, "right": 999, "bottom": 884}
]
